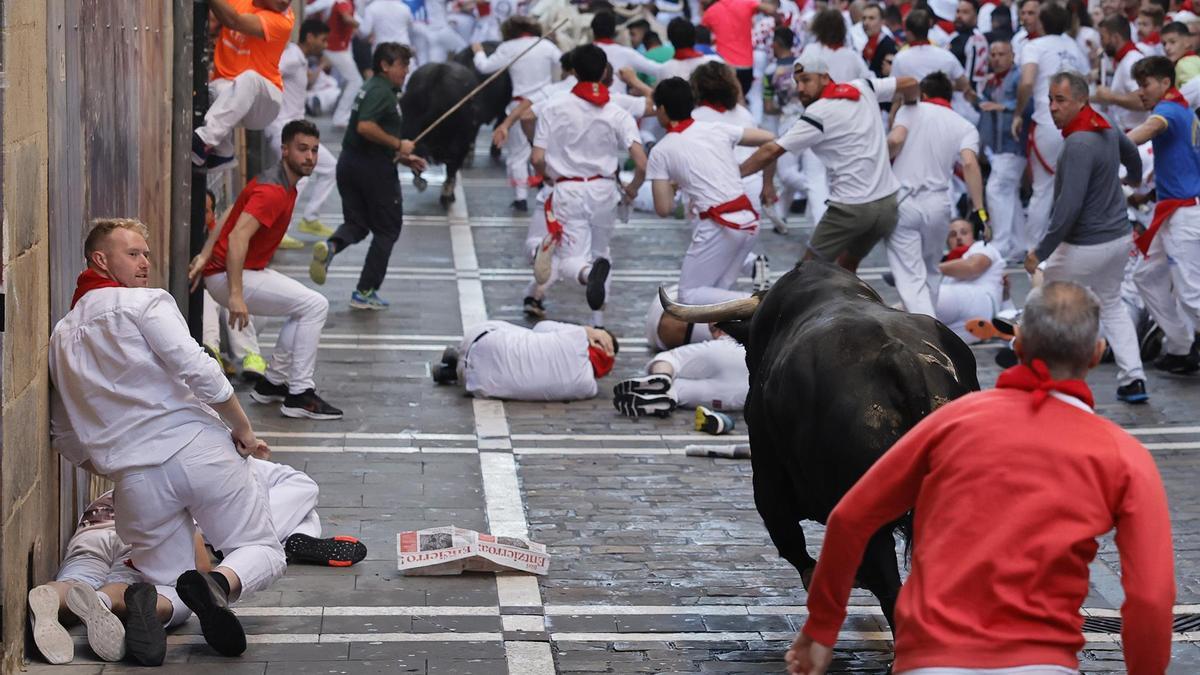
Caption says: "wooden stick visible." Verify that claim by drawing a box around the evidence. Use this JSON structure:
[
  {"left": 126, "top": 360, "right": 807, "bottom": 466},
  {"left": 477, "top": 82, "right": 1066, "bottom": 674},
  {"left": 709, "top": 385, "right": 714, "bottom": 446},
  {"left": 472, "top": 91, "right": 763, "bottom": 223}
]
[{"left": 412, "top": 17, "right": 571, "bottom": 145}]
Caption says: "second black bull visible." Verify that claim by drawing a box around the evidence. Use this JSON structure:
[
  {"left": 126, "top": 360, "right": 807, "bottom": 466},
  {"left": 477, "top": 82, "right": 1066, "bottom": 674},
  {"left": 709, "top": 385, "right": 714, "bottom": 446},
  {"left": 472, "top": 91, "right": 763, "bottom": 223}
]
[
  {"left": 400, "top": 44, "right": 512, "bottom": 207},
  {"left": 661, "top": 261, "right": 980, "bottom": 634}
]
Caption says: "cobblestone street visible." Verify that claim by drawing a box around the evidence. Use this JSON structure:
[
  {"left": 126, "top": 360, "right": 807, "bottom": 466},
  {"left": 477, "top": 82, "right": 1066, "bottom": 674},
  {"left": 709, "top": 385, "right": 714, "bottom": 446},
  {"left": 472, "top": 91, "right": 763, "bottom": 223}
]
[{"left": 28, "top": 127, "right": 1200, "bottom": 675}]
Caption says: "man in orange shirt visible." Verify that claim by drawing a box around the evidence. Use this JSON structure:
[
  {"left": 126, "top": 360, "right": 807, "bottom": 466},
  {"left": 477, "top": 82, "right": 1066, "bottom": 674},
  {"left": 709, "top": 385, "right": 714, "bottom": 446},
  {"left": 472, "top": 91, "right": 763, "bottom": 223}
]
[{"left": 193, "top": 0, "right": 295, "bottom": 170}]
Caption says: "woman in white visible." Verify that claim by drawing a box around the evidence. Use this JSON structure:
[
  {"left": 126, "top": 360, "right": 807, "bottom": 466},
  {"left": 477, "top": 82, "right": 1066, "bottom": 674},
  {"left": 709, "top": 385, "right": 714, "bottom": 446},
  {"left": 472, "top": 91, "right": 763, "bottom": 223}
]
[{"left": 936, "top": 218, "right": 1006, "bottom": 343}]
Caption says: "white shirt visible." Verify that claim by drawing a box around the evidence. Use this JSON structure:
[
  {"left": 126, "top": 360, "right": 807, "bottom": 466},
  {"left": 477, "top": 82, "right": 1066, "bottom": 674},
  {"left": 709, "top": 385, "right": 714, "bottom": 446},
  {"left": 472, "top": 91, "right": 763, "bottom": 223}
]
[
  {"left": 597, "top": 41, "right": 665, "bottom": 95},
  {"left": 891, "top": 43, "right": 965, "bottom": 84},
  {"left": 360, "top": 0, "right": 414, "bottom": 47},
  {"left": 644, "top": 284, "right": 714, "bottom": 351},
  {"left": 474, "top": 36, "right": 562, "bottom": 98},
  {"left": 942, "top": 240, "right": 1005, "bottom": 306},
  {"left": 646, "top": 120, "right": 757, "bottom": 227},
  {"left": 1106, "top": 46, "right": 1149, "bottom": 131},
  {"left": 49, "top": 287, "right": 234, "bottom": 476},
  {"left": 610, "top": 91, "right": 648, "bottom": 119},
  {"left": 463, "top": 320, "right": 597, "bottom": 401},
  {"left": 659, "top": 54, "right": 723, "bottom": 82},
  {"left": 533, "top": 91, "right": 641, "bottom": 179},
  {"left": 1020, "top": 34, "right": 1088, "bottom": 127},
  {"left": 691, "top": 103, "right": 763, "bottom": 201},
  {"left": 777, "top": 77, "right": 901, "bottom": 204},
  {"left": 891, "top": 101, "right": 980, "bottom": 192},
  {"left": 1011, "top": 28, "right": 1033, "bottom": 61},
  {"left": 1136, "top": 40, "right": 1165, "bottom": 58},
  {"left": 800, "top": 43, "right": 869, "bottom": 83},
  {"left": 529, "top": 75, "right": 577, "bottom": 107},
  {"left": 421, "top": 0, "right": 448, "bottom": 28},
  {"left": 277, "top": 43, "right": 309, "bottom": 124}
]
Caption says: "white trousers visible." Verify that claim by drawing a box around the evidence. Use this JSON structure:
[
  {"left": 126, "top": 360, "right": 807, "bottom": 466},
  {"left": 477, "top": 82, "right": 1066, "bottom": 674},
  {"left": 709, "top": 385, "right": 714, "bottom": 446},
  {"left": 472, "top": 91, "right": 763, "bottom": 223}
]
[
  {"left": 1026, "top": 122, "right": 1063, "bottom": 250},
  {"left": 205, "top": 269, "right": 329, "bottom": 394},
  {"left": 1133, "top": 204, "right": 1200, "bottom": 355},
  {"left": 327, "top": 49, "right": 364, "bottom": 128},
  {"left": 936, "top": 284, "right": 999, "bottom": 344},
  {"left": 1043, "top": 236, "right": 1146, "bottom": 384},
  {"left": 678, "top": 219, "right": 759, "bottom": 304},
  {"left": 113, "top": 427, "right": 286, "bottom": 624},
  {"left": 986, "top": 152, "right": 1026, "bottom": 257},
  {"left": 649, "top": 338, "right": 749, "bottom": 411},
  {"left": 504, "top": 101, "right": 531, "bottom": 201},
  {"left": 247, "top": 457, "right": 322, "bottom": 540},
  {"left": 886, "top": 190, "right": 953, "bottom": 317},
  {"left": 803, "top": 149, "right": 829, "bottom": 224},
  {"left": 197, "top": 71, "right": 282, "bottom": 158},
  {"left": 413, "top": 23, "right": 467, "bottom": 65},
  {"left": 530, "top": 181, "right": 618, "bottom": 297},
  {"left": 774, "top": 147, "right": 805, "bottom": 222},
  {"left": 265, "top": 120, "right": 338, "bottom": 222},
  {"left": 202, "top": 290, "right": 261, "bottom": 360}
]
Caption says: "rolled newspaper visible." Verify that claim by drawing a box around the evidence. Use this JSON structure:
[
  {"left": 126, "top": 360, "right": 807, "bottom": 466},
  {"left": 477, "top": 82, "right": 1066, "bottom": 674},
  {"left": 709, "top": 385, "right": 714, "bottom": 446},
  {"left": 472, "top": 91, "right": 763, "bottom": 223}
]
[{"left": 684, "top": 444, "right": 751, "bottom": 459}]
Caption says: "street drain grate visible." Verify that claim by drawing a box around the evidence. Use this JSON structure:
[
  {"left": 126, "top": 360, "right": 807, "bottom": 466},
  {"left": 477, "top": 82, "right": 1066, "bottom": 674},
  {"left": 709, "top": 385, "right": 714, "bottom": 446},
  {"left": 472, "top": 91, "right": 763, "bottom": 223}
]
[{"left": 1081, "top": 614, "right": 1200, "bottom": 634}]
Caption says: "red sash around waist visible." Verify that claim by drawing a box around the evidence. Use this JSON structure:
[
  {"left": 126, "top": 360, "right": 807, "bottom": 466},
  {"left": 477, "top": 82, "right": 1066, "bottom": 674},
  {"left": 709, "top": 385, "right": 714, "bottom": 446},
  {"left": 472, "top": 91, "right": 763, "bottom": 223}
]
[
  {"left": 699, "top": 194, "right": 759, "bottom": 231},
  {"left": 1136, "top": 196, "right": 1199, "bottom": 255}
]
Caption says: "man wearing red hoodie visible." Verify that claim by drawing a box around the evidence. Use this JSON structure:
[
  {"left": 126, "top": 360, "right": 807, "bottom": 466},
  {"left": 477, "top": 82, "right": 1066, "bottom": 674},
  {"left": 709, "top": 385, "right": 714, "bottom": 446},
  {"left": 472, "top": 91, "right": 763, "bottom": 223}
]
[{"left": 787, "top": 281, "right": 1175, "bottom": 674}]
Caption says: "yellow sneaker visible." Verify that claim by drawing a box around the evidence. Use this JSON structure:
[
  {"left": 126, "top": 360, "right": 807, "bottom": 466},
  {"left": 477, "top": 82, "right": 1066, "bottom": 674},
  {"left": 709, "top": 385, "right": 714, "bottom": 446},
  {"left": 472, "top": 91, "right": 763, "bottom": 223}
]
[
  {"left": 242, "top": 352, "right": 267, "bottom": 379},
  {"left": 298, "top": 218, "right": 335, "bottom": 238},
  {"left": 278, "top": 234, "right": 304, "bottom": 250}
]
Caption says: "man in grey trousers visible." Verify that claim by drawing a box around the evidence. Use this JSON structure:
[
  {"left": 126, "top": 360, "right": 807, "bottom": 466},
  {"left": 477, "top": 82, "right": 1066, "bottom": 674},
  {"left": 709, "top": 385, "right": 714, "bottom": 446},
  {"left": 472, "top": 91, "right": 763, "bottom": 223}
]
[{"left": 1023, "top": 70, "right": 1148, "bottom": 404}]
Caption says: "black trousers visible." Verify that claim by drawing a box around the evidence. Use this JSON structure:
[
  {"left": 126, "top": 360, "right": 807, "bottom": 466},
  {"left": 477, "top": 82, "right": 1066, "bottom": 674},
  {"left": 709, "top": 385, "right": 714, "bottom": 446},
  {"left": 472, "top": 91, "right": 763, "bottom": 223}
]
[
  {"left": 735, "top": 68, "right": 754, "bottom": 97},
  {"left": 333, "top": 147, "right": 404, "bottom": 293}
]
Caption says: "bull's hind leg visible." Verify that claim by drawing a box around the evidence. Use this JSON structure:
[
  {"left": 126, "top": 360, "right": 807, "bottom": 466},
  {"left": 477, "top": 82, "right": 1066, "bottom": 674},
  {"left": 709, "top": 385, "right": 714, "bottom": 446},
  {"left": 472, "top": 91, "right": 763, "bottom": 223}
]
[
  {"left": 856, "top": 527, "right": 903, "bottom": 634},
  {"left": 753, "top": 469, "right": 817, "bottom": 585},
  {"left": 440, "top": 166, "right": 458, "bottom": 207}
]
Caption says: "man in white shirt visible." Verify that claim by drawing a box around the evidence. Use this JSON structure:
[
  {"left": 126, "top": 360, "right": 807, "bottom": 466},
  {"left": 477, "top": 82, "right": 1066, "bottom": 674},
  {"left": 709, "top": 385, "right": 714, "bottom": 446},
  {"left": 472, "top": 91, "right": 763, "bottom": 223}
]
[
  {"left": 432, "top": 320, "right": 618, "bottom": 401},
  {"left": 1010, "top": 0, "right": 1042, "bottom": 59},
  {"left": 359, "top": 0, "right": 415, "bottom": 47},
  {"left": 647, "top": 76, "right": 776, "bottom": 304},
  {"left": 890, "top": 9, "right": 970, "bottom": 96},
  {"left": 1094, "top": 14, "right": 1149, "bottom": 131},
  {"left": 613, "top": 334, "right": 749, "bottom": 417},
  {"left": 1013, "top": 1, "right": 1090, "bottom": 248},
  {"left": 740, "top": 52, "right": 919, "bottom": 272},
  {"left": 531, "top": 45, "right": 648, "bottom": 325},
  {"left": 591, "top": 11, "right": 664, "bottom": 95},
  {"left": 886, "top": 72, "right": 987, "bottom": 317},
  {"left": 412, "top": 0, "right": 467, "bottom": 64},
  {"left": 936, "top": 218, "right": 1006, "bottom": 343},
  {"left": 474, "top": 16, "right": 563, "bottom": 210},
  {"left": 266, "top": 19, "right": 339, "bottom": 238},
  {"left": 49, "top": 219, "right": 285, "bottom": 659},
  {"left": 660, "top": 17, "right": 723, "bottom": 82}
]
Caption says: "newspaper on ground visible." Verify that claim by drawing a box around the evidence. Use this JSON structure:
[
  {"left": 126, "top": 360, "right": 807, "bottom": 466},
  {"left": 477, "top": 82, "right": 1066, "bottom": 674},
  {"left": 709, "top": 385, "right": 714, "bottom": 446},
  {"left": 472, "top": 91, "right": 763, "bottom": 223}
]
[
  {"left": 684, "top": 444, "right": 751, "bottom": 459},
  {"left": 397, "top": 526, "right": 549, "bottom": 575}
]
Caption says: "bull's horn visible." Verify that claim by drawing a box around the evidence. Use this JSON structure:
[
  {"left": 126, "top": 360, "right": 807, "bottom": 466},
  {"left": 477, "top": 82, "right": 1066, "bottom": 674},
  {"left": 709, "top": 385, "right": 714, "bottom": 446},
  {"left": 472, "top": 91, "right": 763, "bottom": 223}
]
[{"left": 658, "top": 287, "right": 761, "bottom": 322}]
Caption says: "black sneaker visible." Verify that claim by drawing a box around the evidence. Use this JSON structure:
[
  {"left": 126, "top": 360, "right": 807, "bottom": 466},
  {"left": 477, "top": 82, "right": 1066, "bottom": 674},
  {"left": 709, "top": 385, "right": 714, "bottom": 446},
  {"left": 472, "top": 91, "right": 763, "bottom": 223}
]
[
  {"left": 1117, "top": 379, "right": 1149, "bottom": 404},
  {"left": 123, "top": 583, "right": 166, "bottom": 667},
  {"left": 613, "top": 374, "right": 672, "bottom": 397},
  {"left": 176, "top": 570, "right": 246, "bottom": 657},
  {"left": 586, "top": 258, "right": 611, "bottom": 311},
  {"left": 994, "top": 346, "right": 1018, "bottom": 369},
  {"left": 281, "top": 389, "right": 344, "bottom": 420},
  {"left": 285, "top": 533, "right": 368, "bottom": 567},
  {"left": 511, "top": 199, "right": 528, "bottom": 212},
  {"left": 250, "top": 378, "right": 288, "bottom": 404},
  {"left": 432, "top": 347, "right": 459, "bottom": 385},
  {"left": 613, "top": 392, "right": 676, "bottom": 417},
  {"left": 1153, "top": 350, "right": 1200, "bottom": 375},
  {"left": 523, "top": 296, "right": 546, "bottom": 319},
  {"left": 1140, "top": 322, "right": 1164, "bottom": 361}
]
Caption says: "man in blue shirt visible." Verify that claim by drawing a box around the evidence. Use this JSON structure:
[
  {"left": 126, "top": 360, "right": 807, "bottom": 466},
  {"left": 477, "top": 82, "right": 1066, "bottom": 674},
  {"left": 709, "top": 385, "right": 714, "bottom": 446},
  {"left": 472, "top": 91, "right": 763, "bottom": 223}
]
[
  {"left": 1128, "top": 55, "right": 1200, "bottom": 374},
  {"left": 977, "top": 39, "right": 1025, "bottom": 259}
]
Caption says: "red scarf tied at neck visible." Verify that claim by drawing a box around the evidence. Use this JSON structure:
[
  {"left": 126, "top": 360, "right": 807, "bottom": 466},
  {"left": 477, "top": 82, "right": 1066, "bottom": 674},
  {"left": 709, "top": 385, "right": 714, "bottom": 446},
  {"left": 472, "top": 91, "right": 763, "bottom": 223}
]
[
  {"left": 673, "top": 47, "right": 704, "bottom": 60},
  {"left": 71, "top": 268, "right": 123, "bottom": 309},
  {"left": 571, "top": 81, "right": 610, "bottom": 107},
  {"left": 595, "top": 37, "right": 615, "bottom": 44},
  {"left": 1142, "top": 31, "right": 1161, "bottom": 45},
  {"left": 701, "top": 102, "right": 728, "bottom": 113},
  {"left": 1060, "top": 104, "right": 1112, "bottom": 138},
  {"left": 821, "top": 81, "right": 861, "bottom": 100},
  {"left": 1162, "top": 86, "right": 1189, "bottom": 107},
  {"left": 1115, "top": 41, "right": 1141, "bottom": 63},
  {"left": 924, "top": 96, "right": 953, "bottom": 109},
  {"left": 588, "top": 346, "right": 615, "bottom": 378},
  {"left": 863, "top": 33, "right": 880, "bottom": 62},
  {"left": 943, "top": 244, "right": 970, "bottom": 261},
  {"left": 666, "top": 118, "right": 695, "bottom": 133},
  {"left": 995, "top": 358, "right": 1095, "bottom": 409}
]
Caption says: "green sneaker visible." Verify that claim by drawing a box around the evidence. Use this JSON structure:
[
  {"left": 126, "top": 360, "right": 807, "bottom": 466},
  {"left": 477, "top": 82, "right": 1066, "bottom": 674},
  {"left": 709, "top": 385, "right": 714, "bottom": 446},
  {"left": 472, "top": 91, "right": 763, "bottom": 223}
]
[
  {"left": 278, "top": 234, "right": 304, "bottom": 250},
  {"left": 202, "top": 343, "right": 232, "bottom": 377},
  {"left": 241, "top": 352, "right": 267, "bottom": 379},
  {"left": 309, "top": 241, "right": 332, "bottom": 285},
  {"left": 297, "top": 218, "right": 335, "bottom": 238}
]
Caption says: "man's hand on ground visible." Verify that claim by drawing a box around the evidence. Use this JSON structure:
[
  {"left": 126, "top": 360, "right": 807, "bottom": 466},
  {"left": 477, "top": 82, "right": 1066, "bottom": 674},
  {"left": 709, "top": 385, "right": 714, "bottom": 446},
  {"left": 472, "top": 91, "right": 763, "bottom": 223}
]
[
  {"left": 227, "top": 295, "right": 251, "bottom": 331},
  {"left": 785, "top": 631, "right": 833, "bottom": 675}
]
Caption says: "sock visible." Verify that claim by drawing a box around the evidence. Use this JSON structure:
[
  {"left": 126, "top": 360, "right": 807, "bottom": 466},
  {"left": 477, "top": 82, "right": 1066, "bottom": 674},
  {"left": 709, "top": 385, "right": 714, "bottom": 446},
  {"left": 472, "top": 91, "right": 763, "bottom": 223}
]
[
  {"left": 98, "top": 592, "right": 113, "bottom": 610},
  {"left": 208, "top": 571, "right": 231, "bottom": 598}
]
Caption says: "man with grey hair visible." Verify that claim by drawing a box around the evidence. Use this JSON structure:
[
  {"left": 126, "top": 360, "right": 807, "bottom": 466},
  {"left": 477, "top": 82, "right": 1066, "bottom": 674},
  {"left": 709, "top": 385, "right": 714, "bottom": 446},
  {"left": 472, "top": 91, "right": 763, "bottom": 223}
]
[
  {"left": 1023, "top": 70, "right": 1149, "bottom": 404},
  {"left": 787, "top": 282, "right": 1175, "bottom": 674}
]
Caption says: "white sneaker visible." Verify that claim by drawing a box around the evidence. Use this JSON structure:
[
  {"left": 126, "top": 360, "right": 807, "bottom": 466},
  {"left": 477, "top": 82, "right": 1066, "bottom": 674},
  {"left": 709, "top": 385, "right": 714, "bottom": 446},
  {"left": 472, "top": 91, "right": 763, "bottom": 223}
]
[
  {"left": 28, "top": 584, "right": 73, "bottom": 664},
  {"left": 65, "top": 582, "right": 126, "bottom": 662},
  {"left": 533, "top": 234, "right": 556, "bottom": 285}
]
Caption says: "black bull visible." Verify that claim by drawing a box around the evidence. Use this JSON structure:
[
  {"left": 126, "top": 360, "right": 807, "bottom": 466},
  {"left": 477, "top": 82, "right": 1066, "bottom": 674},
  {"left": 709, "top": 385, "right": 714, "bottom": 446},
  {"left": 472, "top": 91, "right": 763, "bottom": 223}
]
[
  {"left": 662, "top": 261, "right": 979, "bottom": 632},
  {"left": 400, "top": 44, "right": 511, "bottom": 207}
]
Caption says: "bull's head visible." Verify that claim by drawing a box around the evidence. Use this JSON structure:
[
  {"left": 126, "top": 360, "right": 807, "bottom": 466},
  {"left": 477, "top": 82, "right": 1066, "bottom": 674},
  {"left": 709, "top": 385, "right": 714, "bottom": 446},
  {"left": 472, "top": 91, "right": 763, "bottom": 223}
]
[{"left": 658, "top": 287, "right": 762, "bottom": 345}]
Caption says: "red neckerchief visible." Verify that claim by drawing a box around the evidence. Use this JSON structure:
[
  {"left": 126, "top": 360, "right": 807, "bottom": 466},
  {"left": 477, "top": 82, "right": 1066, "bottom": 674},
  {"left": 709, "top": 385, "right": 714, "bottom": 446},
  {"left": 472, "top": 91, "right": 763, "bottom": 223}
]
[
  {"left": 71, "top": 268, "right": 124, "bottom": 309},
  {"left": 1060, "top": 104, "right": 1112, "bottom": 138},
  {"left": 477, "top": 0, "right": 491, "bottom": 16},
  {"left": 1114, "top": 41, "right": 1141, "bottom": 63},
  {"left": 1184, "top": 0, "right": 1195, "bottom": 11},
  {"left": 825, "top": 41, "right": 844, "bottom": 49},
  {"left": 667, "top": 118, "right": 695, "bottom": 133},
  {"left": 595, "top": 37, "right": 615, "bottom": 44},
  {"left": 588, "top": 346, "right": 614, "bottom": 378},
  {"left": 1142, "top": 31, "right": 1161, "bottom": 45},
  {"left": 936, "top": 19, "right": 955, "bottom": 34},
  {"left": 1025, "top": 31, "right": 1040, "bottom": 40},
  {"left": 925, "top": 97, "right": 952, "bottom": 109},
  {"left": 1162, "top": 87, "right": 1189, "bottom": 107},
  {"left": 980, "top": 0, "right": 1000, "bottom": 5},
  {"left": 987, "top": 67, "right": 1010, "bottom": 88},
  {"left": 943, "top": 244, "right": 970, "bottom": 261},
  {"left": 821, "top": 81, "right": 861, "bottom": 100},
  {"left": 908, "top": 39, "right": 931, "bottom": 46},
  {"left": 701, "top": 102, "right": 728, "bottom": 113},
  {"left": 571, "top": 81, "right": 610, "bottom": 106},
  {"left": 673, "top": 46, "right": 704, "bottom": 60},
  {"left": 996, "top": 359, "right": 1095, "bottom": 409},
  {"left": 863, "top": 33, "right": 880, "bottom": 62},
  {"left": 1126, "top": 7, "right": 1139, "bottom": 21}
]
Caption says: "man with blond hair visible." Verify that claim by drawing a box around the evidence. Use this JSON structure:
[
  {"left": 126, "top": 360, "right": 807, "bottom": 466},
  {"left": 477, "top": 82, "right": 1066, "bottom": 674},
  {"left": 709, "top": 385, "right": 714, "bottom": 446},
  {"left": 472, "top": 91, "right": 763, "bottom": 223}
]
[{"left": 51, "top": 218, "right": 286, "bottom": 661}]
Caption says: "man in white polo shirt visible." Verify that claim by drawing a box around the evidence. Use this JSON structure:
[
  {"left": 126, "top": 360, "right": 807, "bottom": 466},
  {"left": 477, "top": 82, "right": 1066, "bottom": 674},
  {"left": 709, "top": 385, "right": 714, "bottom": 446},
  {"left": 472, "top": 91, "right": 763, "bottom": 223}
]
[
  {"left": 890, "top": 9, "right": 970, "bottom": 101},
  {"left": 1013, "top": 2, "right": 1089, "bottom": 248},
  {"left": 740, "top": 52, "right": 918, "bottom": 271},
  {"left": 886, "top": 71, "right": 987, "bottom": 317},
  {"left": 591, "top": 12, "right": 664, "bottom": 95},
  {"left": 1094, "top": 14, "right": 1149, "bottom": 132}
]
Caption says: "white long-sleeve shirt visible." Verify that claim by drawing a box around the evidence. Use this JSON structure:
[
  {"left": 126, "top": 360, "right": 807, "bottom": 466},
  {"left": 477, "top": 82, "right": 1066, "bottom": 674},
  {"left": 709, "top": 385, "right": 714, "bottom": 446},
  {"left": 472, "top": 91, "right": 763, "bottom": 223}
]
[
  {"left": 473, "top": 36, "right": 562, "bottom": 99},
  {"left": 360, "top": 0, "right": 414, "bottom": 47},
  {"left": 50, "top": 287, "right": 234, "bottom": 476},
  {"left": 596, "top": 42, "right": 664, "bottom": 95},
  {"left": 461, "top": 320, "right": 597, "bottom": 401}
]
